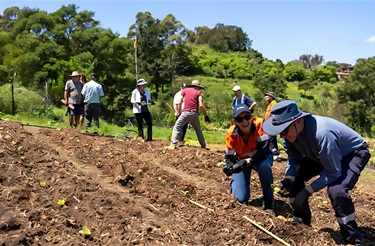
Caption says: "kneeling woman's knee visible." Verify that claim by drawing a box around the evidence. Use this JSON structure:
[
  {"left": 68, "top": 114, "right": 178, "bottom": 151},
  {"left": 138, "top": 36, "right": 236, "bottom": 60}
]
[{"left": 231, "top": 180, "right": 250, "bottom": 204}]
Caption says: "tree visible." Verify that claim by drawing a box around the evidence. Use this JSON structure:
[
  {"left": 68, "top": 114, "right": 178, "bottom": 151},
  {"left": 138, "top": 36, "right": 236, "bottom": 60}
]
[
  {"left": 336, "top": 57, "right": 375, "bottom": 135},
  {"left": 312, "top": 65, "right": 337, "bottom": 83},
  {"left": 128, "top": 11, "right": 165, "bottom": 93},
  {"left": 299, "top": 54, "right": 324, "bottom": 70},
  {"left": 284, "top": 61, "right": 309, "bottom": 82}
]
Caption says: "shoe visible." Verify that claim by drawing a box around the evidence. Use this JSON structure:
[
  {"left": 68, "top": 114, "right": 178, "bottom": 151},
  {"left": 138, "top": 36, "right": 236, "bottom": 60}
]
[
  {"left": 262, "top": 200, "right": 274, "bottom": 213},
  {"left": 201, "top": 146, "right": 210, "bottom": 150},
  {"left": 179, "top": 141, "right": 186, "bottom": 146},
  {"left": 292, "top": 216, "right": 303, "bottom": 224},
  {"left": 164, "top": 144, "right": 176, "bottom": 150}
]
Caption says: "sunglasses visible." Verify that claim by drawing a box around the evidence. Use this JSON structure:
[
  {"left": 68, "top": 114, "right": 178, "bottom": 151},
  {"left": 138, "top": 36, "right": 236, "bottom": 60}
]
[
  {"left": 280, "top": 122, "right": 294, "bottom": 136},
  {"left": 235, "top": 113, "right": 251, "bottom": 123}
]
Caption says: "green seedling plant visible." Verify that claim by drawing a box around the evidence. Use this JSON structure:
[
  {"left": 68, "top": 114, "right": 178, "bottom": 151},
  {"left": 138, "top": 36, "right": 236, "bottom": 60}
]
[
  {"left": 39, "top": 181, "right": 46, "bottom": 187},
  {"left": 79, "top": 226, "right": 91, "bottom": 237},
  {"left": 157, "top": 177, "right": 166, "bottom": 186},
  {"left": 181, "top": 190, "right": 189, "bottom": 196},
  {"left": 316, "top": 195, "right": 329, "bottom": 209},
  {"left": 57, "top": 197, "right": 67, "bottom": 206},
  {"left": 270, "top": 184, "right": 281, "bottom": 194}
]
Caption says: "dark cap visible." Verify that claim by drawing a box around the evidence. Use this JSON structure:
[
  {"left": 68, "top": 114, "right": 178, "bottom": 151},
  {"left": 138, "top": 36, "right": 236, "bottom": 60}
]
[
  {"left": 265, "top": 91, "right": 275, "bottom": 98},
  {"left": 233, "top": 104, "right": 251, "bottom": 118}
]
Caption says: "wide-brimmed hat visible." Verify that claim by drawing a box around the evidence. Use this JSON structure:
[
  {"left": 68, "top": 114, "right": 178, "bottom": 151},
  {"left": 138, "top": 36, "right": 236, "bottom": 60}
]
[
  {"left": 232, "top": 85, "right": 241, "bottom": 91},
  {"left": 70, "top": 71, "right": 80, "bottom": 77},
  {"left": 188, "top": 79, "right": 204, "bottom": 88},
  {"left": 262, "top": 100, "right": 311, "bottom": 136},
  {"left": 265, "top": 91, "right": 275, "bottom": 98},
  {"left": 137, "top": 78, "right": 147, "bottom": 86},
  {"left": 233, "top": 104, "right": 251, "bottom": 118}
]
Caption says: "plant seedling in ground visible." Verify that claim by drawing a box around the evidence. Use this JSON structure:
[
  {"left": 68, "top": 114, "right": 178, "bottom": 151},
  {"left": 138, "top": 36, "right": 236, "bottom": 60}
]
[{"left": 79, "top": 226, "right": 91, "bottom": 237}]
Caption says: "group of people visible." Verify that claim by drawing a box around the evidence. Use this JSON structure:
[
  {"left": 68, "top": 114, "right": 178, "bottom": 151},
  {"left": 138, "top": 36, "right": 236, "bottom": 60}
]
[
  {"left": 64, "top": 71, "right": 104, "bottom": 133},
  {"left": 223, "top": 98, "right": 370, "bottom": 245},
  {"left": 67, "top": 75, "right": 370, "bottom": 244}
]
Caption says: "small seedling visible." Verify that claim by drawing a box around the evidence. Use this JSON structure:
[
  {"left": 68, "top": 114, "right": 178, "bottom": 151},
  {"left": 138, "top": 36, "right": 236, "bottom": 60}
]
[
  {"left": 57, "top": 198, "right": 66, "bottom": 206},
  {"left": 137, "top": 169, "right": 143, "bottom": 175},
  {"left": 118, "top": 159, "right": 124, "bottom": 164},
  {"left": 157, "top": 177, "right": 166, "bottom": 186},
  {"left": 181, "top": 190, "right": 189, "bottom": 196},
  {"left": 11, "top": 140, "right": 17, "bottom": 145},
  {"left": 270, "top": 184, "right": 281, "bottom": 194},
  {"left": 79, "top": 226, "right": 91, "bottom": 237},
  {"left": 39, "top": 181, "right": 46, "bottom": 187}
]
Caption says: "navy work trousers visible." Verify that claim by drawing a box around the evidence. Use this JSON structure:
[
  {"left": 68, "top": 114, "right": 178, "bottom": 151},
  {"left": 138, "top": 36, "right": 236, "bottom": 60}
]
[{"left": 289, "top": 144, "right": 370, "bottom": 245}]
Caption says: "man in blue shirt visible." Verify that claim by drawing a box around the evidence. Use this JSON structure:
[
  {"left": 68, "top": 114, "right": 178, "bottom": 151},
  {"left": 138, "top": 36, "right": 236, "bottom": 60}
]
[
  {"left": 232, "top": 86, "right": 257, "bottom": 113},
  {"left": 263, "top": 100, "right": 370, "bottom": 246},
  {"left": 81, "top": 73, "right": 104, "bottom": 133}
]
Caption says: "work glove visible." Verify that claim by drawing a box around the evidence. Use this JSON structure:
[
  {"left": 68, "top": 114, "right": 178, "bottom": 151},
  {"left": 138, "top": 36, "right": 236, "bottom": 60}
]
[
  {"left": 293, "top": 188, "right": 312, "bottom": 213},
  {"left": 279, "top": 178, "right": 294, "bottom": 197},
  {"left": 223, "top": 162, "right": 235, "bottom": 176},
  {"left": 223, "top": 159, "right": 251, "bottom": 176},
  {"left": 204, "top": 116, "right": 211, "bottom": 123}
]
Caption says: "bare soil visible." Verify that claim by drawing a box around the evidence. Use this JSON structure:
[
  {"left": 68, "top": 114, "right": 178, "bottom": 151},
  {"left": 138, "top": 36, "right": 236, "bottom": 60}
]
[{"left": 0, "top": 121, "right": 374, "bottom": 246}]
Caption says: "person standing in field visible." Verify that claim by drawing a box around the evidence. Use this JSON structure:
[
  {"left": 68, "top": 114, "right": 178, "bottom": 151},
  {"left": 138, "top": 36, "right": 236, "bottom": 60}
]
[
  {"left": 173, "top": 83, "right": 188, "bottom": 145},
  {"left": 262, "top": 100, "right": 370, "bottom": 245},
  {"left": 64, "top": 71, "right": 84, "bottom": 128},
  {"left": 264, "top": 91, "right": 281, "bottom": 161},
  {"left": 166, "top": 79, "right": 210, "bottom": 150},
  {"left": 81, "top": 73, "right": 104, "bottom": 134},
  {"left": 232, "top": 85, "right": 257, "bottom": 113},
  {"left": 130, "top": 78, "right": 153, "bottom": 141}
]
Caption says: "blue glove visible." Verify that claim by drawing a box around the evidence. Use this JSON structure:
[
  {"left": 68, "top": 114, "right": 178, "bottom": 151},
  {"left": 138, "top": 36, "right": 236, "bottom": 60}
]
[{"left": 294, "top": 188, "right": 311, "bottom": 213}]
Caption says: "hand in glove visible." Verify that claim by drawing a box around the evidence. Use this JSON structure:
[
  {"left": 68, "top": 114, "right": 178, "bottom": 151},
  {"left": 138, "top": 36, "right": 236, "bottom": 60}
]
[
  {"left": 223, "top": 159, "right": 252, "bottom": 176},
  {"left": 204, "top": 116, "right": 211, "bottom": 123},
  {"left": 279, "top": 178, "right": 294, "bottom": 197},
  {"left": 293, "top": 188, "right": 312, "bottom": 213}
]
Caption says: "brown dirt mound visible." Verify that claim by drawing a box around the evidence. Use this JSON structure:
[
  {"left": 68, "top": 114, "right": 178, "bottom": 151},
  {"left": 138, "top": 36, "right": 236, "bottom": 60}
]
[{"left": 0, "top": 121, "right": 374, "bottom": 245}]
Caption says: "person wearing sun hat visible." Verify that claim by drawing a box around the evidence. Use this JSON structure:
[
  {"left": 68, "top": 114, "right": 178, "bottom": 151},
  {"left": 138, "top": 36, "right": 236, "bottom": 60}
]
[
  {"left": 130, "top": 78, "right": 153, "bottom": 141},
  {"left": 222, "top": 104, "right": 274, "bottom": 211},
  {"left": 64, "top": 71, "right": 84, "bottom": 128},
  {"left": 263, "top": 100, "right": 370, "bottom": 245},
  {"left": 166, "top": 79, "right": 210, "bottom": 150}
]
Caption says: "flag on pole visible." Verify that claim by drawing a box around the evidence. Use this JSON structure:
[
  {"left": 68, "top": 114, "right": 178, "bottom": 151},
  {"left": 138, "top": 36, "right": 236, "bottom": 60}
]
[{"left": 133, "top": 39, "right": 138, "bottom": 49}]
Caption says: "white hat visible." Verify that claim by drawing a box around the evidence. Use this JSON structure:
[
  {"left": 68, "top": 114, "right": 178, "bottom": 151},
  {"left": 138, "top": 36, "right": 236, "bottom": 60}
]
[
  {"left": 137, "top": 78, "right": 147, "bottom": 86},
  {"left": 232, "top": 85, "right": 241, "bottom": 91},
  {"left": 70, "top": 71, "right": 80, "bottom": 77}
]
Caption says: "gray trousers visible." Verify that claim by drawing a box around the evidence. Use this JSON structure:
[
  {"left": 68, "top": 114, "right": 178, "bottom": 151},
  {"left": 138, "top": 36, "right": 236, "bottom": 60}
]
[{"left": 171, "top": 111, "right": 206, "bottom": 148}]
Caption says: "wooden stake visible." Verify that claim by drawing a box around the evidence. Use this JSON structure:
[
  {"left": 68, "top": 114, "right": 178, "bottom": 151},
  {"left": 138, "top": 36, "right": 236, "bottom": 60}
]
[
  {"left": 188, "top": 199, "right": 214, "bottom": 213},
  {"left": 243, "top": 216, "right": 291, "bottom": 246}
]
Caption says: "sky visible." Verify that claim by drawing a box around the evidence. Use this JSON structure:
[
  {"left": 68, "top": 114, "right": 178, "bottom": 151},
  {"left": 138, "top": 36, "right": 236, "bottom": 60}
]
[{"left": 1, "top": 0, "right": 374, "bottom": 65}]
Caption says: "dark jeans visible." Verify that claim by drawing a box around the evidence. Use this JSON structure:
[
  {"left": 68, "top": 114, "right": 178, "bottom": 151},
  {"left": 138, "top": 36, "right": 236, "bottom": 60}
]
[
  {"left": 84, "top": 103, "right": 100, "bottom": 128},
  {"left": 135, "top": 112, "right": 152, "bottom": 141},
  {"left": 175, "top": 115, "right": 188, "bottom": 142}
]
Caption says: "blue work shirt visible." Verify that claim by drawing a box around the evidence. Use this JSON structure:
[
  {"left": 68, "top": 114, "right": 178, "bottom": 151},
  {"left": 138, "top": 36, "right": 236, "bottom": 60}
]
[
  {"left": 284, "top": 115, "right": 365, "bottom": 192},
  {"left": 82, "top": 80, "right": 104, "bottom": 104}
]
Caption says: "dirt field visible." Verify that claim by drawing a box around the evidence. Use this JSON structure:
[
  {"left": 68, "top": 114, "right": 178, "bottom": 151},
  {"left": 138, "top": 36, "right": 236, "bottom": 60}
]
[{"left": 0, "top": 120, "right": 374, "bottom": 246}]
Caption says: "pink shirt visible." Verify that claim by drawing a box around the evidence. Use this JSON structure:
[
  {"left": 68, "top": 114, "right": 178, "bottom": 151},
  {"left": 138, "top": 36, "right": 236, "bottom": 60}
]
[{"left": 181, "top": 87, "right": 203, "bottom": 112}]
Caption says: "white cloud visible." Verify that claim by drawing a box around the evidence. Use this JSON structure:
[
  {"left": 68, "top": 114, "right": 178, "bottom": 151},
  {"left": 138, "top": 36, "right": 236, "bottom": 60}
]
[{"left": 365, "top": 36, "right": 375, "bottom": 43}]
